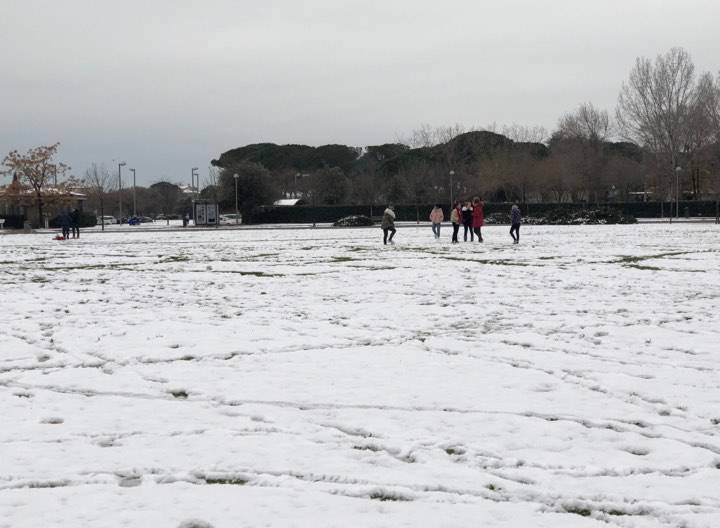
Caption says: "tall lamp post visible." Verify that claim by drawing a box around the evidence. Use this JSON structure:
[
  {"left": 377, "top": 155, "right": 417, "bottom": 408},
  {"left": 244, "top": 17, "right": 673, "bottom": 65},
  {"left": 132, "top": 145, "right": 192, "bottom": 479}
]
[
  {"left": 118, "top": 162, "right": 126, "bottom": 220},
  {"left": 675, "top": 166, "right": 681, "bottom": 221},
  {"left": 233, "top": 173, "right": 239, "bottom": 225},
  {"left": 449, "top": 170, "right": 455, "bottom": 208},
  {"left": 191, "top": 167, "right": 199, "bottom": 199},
  {"left": 129, "top": 168, "right": 136, "bottom": 217}
]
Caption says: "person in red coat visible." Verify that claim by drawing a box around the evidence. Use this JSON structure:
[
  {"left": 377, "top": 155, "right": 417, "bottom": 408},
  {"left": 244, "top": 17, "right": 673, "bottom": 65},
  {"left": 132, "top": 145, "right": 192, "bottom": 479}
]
[{"left": 472, "top": 196, "right": 484, "bottom": 242}]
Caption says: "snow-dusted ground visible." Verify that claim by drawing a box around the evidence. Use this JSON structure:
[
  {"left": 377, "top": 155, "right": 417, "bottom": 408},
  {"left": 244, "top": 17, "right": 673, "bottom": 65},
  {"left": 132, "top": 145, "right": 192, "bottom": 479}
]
[{"left": 1, "top": 224, "right": 719, "bottom": 528}]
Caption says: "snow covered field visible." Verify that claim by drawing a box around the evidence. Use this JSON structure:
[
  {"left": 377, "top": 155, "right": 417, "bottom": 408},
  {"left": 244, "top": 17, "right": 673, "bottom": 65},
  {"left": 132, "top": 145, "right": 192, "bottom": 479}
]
[{"left": 1, "top": 224, "right": 719, "bottom": 528}]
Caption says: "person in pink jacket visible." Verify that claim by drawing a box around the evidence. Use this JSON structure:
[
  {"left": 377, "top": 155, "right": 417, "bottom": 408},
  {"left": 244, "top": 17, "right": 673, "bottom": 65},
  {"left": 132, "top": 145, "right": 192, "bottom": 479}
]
[
  {"left": 429, "top": 204, "right": 444, "bottom": 239},
  {"left": 472, "top": 196, "right": 484, "bottom": 242}
]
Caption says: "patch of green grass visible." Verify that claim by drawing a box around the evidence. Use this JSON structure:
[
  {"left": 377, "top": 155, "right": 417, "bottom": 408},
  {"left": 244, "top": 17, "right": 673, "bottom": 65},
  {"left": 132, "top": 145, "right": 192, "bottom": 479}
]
[
  {"left": 626, "top": 264, "right": 662, "bottom": 271},
  {"left": 563, "top": 505, "right": 592, "bottom": 517},
  {"left": 615, "top": 249, "right": 716, "bottom": 265},
  {"left": 369, "top": 491, "right": 412, "bottom": 502},
  {"left": 438, "top": 256, "right": 530, "bottom": 266},
  {"left": 353, "top": 444, "right": 382, "bottom": 452},
  {"left": 159, "top": 254, "right": 190, "bottom": 263},
  {"left": 204, "top": 476, "right": 248, "bottom": 485}
]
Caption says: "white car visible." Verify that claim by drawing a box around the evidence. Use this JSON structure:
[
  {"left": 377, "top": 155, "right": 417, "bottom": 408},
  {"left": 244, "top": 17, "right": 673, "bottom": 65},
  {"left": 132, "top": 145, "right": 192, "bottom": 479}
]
[
  {"left": 98, "top": 215, "right": 117, "bottom": 225},
  {"left": 219, "top": 214, "right": 242, "bottom": 225}
]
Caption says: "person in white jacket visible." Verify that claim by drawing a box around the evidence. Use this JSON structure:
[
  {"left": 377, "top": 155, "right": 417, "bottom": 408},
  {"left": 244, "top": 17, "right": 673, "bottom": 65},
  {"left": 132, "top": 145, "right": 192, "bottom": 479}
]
[{"left": 381, "top": 205, "right": 396, "bottom": 245}]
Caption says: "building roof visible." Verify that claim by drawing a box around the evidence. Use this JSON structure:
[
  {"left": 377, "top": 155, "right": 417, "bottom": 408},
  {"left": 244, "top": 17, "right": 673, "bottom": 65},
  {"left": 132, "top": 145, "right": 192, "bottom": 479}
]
[
  {"left": 0, "top": 183, "right": 87, "bottom": 200},
  {"left": 273, "top": 198, "right": 305, "bottom": 206}
]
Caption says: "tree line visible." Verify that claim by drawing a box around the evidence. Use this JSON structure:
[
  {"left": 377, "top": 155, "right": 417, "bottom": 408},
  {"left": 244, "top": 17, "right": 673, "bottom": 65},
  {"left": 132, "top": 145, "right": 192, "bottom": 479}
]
[{"left": 210, "top": 47, "right": 719, "bottom": 215}]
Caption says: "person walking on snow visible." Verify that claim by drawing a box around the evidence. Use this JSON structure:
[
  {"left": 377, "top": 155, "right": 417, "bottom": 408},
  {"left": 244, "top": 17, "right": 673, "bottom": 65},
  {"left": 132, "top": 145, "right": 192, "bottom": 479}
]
[
  {"left": 472, "top": 197, "right": 484, "bottom": 242},
  {"left": 429, "top": 204, "right": 443, "bottom": 239},
  {"left": 381, "top": 205, "right": 397, "bottom": 245},
  {"left": 462, "top": 201, "right": 474, "bottom": 242},
  {"left": 450, "top": 201, "right": 462, "bottom": 244},
  {"left": 510, "top": 203, "right": 522, "bottom": 244}
]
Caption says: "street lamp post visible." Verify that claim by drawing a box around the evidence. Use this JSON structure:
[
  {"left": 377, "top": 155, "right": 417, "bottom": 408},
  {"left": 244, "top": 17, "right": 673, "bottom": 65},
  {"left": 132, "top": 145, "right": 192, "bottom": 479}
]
[
  {"left": 675, "top": 166, "right": 682, "bottom": 220},
  {"left": 233, "top": 173, "right": 239, "bottom": 225},
  {"left": 118, "top": 162, "right": 126, "bottom": 220},
  {"left": 191, "top": 167, "right": 199, "bottom": 199},
  {"left": 449, "top": 170, "right": 455, "bottom": 207},
  {"left": 129, "top": 168, "right": 136, "bottom": 217}
]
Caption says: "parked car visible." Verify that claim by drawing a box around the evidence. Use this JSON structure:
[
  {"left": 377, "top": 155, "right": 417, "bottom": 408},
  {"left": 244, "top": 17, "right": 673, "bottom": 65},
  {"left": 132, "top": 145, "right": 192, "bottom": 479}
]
[
  {"left": 219, "top": 213, "right": 242, "bottom": 225},
  {"left": 126, "top": 216, "right": 154, "bottom": 225},
  {"left": 98, "top": 215, "right": 117, "bottom": 225}
]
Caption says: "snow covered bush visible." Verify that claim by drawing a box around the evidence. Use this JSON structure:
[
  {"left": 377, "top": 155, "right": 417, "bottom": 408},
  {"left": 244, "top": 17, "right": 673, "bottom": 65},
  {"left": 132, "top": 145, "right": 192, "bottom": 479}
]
[
  {"left": 333, "top": 215, "right": 374, "bottom": 227},
  {"left": 525, "top": 208, "right": 636, "bottom": 225}
]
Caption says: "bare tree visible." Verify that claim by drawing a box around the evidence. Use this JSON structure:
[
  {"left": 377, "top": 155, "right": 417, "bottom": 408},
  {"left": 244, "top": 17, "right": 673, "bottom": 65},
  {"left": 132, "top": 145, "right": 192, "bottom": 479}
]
[
  {"left": 83, "top": 163, "right": 115, "bottom": 231},
  {"left": 401, "top": 123, "right": 469, "bottom": 148},
  {"left": 616, "top": 47, "right": 696, "bottom": 187},
  {"left": 698, "top": 71, "right": 720, "bottom": 133},
  {"left": 2, "top": 143, "right": 69, "bottom": 225},
  {"left": 558, "top": 103, "right": 611, "bottom": 143},
  {"left": 501, "top": 123, "right": 549, "bottom": 144},
  {"left": 201, "top": 165, "right": 221, "bottom": 203},
  {"left": 554, "top": 103, "right": 612, "bottom": 204},
  {"left": 682, "top": 73, "right": 719, "bottom": 198}
]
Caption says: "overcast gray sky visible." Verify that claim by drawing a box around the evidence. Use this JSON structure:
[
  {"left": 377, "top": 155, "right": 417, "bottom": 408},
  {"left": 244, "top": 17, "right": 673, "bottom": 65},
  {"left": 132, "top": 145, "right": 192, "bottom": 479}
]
[{"left": 2, "top": 0, "right": 719, "bottom": 186}]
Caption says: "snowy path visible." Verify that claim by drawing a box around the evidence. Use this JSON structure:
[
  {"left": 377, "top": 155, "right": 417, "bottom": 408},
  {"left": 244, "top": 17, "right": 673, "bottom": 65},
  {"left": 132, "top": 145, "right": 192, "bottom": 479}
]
[{"left": 1, "top": 224, "right": 719, "bottom": 527}]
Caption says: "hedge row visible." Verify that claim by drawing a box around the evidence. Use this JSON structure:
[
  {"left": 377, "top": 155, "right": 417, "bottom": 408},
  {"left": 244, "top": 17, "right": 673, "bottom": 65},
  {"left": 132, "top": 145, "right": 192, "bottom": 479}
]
[
  {"left": 247, "top": 201, "right": 720, "bottom": 224},
  {"left": 0, "top": 215, "right": 26, "bottom": 229}
]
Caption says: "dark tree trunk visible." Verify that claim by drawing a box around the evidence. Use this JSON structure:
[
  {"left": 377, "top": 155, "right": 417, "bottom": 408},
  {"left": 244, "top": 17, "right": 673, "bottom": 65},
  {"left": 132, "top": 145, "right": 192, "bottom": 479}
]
[{"left": 35, "top": 189, "right": 43, "bottom": 228}]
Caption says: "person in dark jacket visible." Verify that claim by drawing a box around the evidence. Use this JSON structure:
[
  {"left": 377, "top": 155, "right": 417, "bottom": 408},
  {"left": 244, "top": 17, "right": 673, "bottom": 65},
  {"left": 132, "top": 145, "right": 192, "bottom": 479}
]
[
  {"left": 510, "top": 203, "right": 522, "bottom": 243},
  {"left": 59, "top": 211, "right": 71, "bottom": 240},
  {"left": 70, "top": 209, "right": 80, "bottom": 239},
  {"left": 381, "top": 205, "right": 396, "bottom": 245},
  {"left": 462, "top": 201, "right": 474, "bottom": 242}
]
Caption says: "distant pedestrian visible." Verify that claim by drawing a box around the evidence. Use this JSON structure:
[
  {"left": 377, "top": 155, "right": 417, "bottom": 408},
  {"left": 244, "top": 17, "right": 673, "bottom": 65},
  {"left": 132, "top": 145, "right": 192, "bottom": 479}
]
[
  {"left": 59, "top": 211, "right": 71, "bottom": 240},
  {"left": 429, "top": 204, "right": 443, "bottom": 239},
  {"left": 450, "top": 201, "right": 462, "bottom": 244},
  {"left": 462, "top": 201, "right": 474, "bottom": 241},
  {"left": 381, "top": 204, "right": 396, "bottom": 245},
  {"left": 472, "top": 197, "right": 484, "bottom": 242},
  {"left": 70, "top": 209, "right": 80, "bottom": 238},
  {"left": 510, "top": 203, "right": 522, "bottom": 244}
]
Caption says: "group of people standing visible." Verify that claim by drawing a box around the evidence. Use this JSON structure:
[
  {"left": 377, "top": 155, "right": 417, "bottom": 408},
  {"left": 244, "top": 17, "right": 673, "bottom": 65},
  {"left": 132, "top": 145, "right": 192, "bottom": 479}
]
[
  {"left": 58, "top": 209, "right": 81, "bottom": 239},
  {"left": 430, "top": 200, "right": 482, "bottom": 242},
  {"left": 382, "top": 201, "right": 523, "bottom": 245}
]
